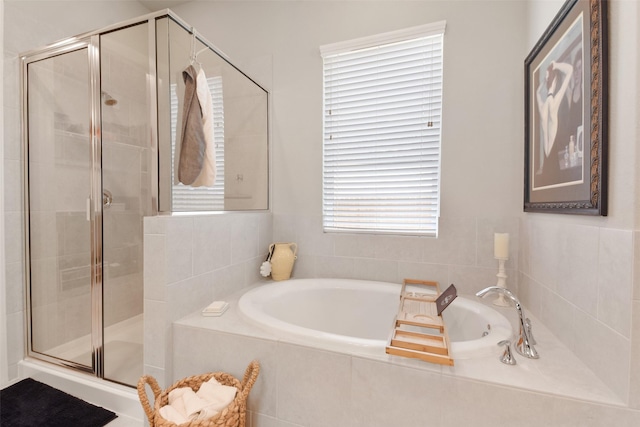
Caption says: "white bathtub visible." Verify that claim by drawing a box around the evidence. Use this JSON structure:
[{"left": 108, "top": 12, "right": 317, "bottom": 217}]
[{"left": 238, "top": 278, "right": 513, "bottom": 359}]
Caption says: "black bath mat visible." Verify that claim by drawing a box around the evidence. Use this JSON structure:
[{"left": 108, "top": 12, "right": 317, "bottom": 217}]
[{"left": 0, "top": 378, "right": 117, "bottom": 427}]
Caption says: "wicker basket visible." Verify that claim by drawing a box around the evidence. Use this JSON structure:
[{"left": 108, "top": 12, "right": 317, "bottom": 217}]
[{"left": 137, "top": 360, "right": 260, "bottom": 427}]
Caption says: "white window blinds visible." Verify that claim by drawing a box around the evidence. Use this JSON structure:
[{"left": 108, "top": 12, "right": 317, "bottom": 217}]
[
  {"left": 171, "top": 76, "right": 225, "bottom": 211},
  {"left": 321, "top": 22, "right": 445, "bottom": 237}
]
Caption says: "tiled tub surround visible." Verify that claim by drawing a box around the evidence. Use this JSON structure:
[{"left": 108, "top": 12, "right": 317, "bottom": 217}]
[
  {"left": 273, "top": 213, "right": 638, "bottom": 407},
  {"left": 143, "top": 212, "right": 272, "bottom": 388},
  {"left": 173, "top": 284, "right": 640, "bottom": 427},
  {"left": 519, "top": 217, "right": 635, "bottom": 405}
]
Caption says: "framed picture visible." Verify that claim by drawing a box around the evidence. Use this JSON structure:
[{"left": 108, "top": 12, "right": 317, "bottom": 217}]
[{"left": 524, "top": 0, "right": 608, "bottom": 215}]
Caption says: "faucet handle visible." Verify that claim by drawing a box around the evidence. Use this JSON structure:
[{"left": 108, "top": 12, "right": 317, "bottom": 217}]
[
  {"left": 525, "top": 318, "right": 537, "bottom": 345},
  {"left": 498, "top": 340, "right": 516, "bottom": 365}
]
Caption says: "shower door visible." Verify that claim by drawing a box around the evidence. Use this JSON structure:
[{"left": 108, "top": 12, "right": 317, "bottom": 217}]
[
  {"left": 24, "top": 22, "right": 150, "bottom": 386},
  {"left": 100, "top": 22, "right": 150, "bottom": 386},
  {"left": 25, "top": 39, "right": 98, "bottom": 374}
]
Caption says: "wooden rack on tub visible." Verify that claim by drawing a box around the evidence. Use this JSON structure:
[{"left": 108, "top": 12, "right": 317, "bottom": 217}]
[{"left": 385, "top": 279, "right": 454, "bottom": 366}]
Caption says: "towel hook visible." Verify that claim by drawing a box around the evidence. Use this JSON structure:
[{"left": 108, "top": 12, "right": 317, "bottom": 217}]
[
  {"left": 189, "top": 27, "right": 208, "bottom": 68},
  {"left": 190, "top": 27, "right": 197, "bottom": 64}
]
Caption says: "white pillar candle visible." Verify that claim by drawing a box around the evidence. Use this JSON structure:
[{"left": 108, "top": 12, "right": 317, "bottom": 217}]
[{"left": 494, "top": 233, "right": 509, "bottom": 259}]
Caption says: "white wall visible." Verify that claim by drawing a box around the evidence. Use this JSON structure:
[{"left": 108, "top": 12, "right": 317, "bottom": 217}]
[
  {"left": 172, "top": 0, "right": 526, "bottom": 300},
  {"left": 1, "top": 0, "right": 151, "bottom": 382},
  {"left": 175, "top": 0, "right": 526, "bottom": 218}
]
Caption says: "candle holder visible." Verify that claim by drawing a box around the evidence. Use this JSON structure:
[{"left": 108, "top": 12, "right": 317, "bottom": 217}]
[{"left": 493, "top": 257, "right": 510, "bottom": 307}]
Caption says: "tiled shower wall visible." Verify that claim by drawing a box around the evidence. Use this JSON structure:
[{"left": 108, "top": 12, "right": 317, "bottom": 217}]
[{"left": 142, "top": 211, "right": 272, "bottom": 388}]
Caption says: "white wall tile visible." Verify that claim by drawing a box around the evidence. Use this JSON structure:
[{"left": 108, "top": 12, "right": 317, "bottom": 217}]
[
  {"left": 5, "top": 261, "right": 24, "bottom": 315},
  {"left": 4, "top": 159, "right": 21, "bottom": 213},
  {"left": 3, "top": 107, "right": 21, "bottom": 161},
  {"left": 3, "top": 53, "right": 19, "bottom": 111},
  {"left": 334, "top": 234, "right": 377, "bottom": 259},
  {"left": 144, "top": 216, "right": 167, "bottom": 235},
  {"left": 541, "top": 287, "right": 577, "bottom": 351},
  {"left": 556, "top": 224, "right": 599, "bottom": 316},
  {"left": 192, "top": 215, "right": 232, "bottom": 275},
  {"left": 294, "top": 215, "right": 333, "bottom": 258},
  {"left": 430, "top": 215, "right": 477, "bottom": 266},
  {"left": 315, "top": 256, "right": 354, "bottom": 279},
  {"left": 552, "top": 397, "right": 640, "bottom": 427},
  {"left": 165, "top": 216, "right": 193, "bottom": 284},
  {"left": 173, "top": 326, "right": 278, "bottom": 418},
  {"left": 517, "top": 273, "right": 544, "bottom": 319},
  {"left": 167, "top": 273, "right": 215, "bottom": 322},
  {"left": 629, "top": 301, "right": 640, "bottom": 409},
  {"left": 351, "top": 357, "right": 443, "bottom": 427},
  {"left": 634, "top": 231, "right": 640, "bottom": 301},
  {"left": 142, "top": 364, "right": 168, "bottom": 391},
  {"left": 573, "top": 308, "right": 631, "bottom": 401},
  {"left": 231, "top": 214, "right": 260, "bottom": 264},
  {"left": 352, "top": 258, "right": 398, "bottom": 283},
  {"left": 143, "top": 234, "right": 166, "bottom": 302},
  {"left": 287, "top": 255, "right": 316, "bottom": 279},
  {"left": 448, "top": 265, "right": 500, "bottom": 296},
  {"left": 518, "top": 217, "right": 530, "bottom": 275},
  {"left": 143, "top": 299, "right": 166, "bottom": 370},
  {"left": 529, "top": 219, "right": 561, "bottom": 292},
  {"left": 244, "top": 256, "right": 268, "bottom": 287},
  {"left": 212, "top": 263, "right": 247, "bottom": 299},
  {"left": 272, "top": 214, "right": 298, "bottom": 246},
  {"left": 371, "top": 235, "right": 423, "bottom": 263},
  {"left": 276, "top": 343, "right": 352, "bottom": 426},
  {"left": 7, "top": 311, "right": 24, "bottom": 365},
  {"left": 257, "top": 213, "right": 274, "bottom": 256},
  {"left": 250, "top": 412, "right": 305, "bottom": 427},
  {"left": 441, "top": 375, "right": 556, "bottom": 427},
  {"left": 598, "top": 228, "right": 633, "bottom": 337},
  {"left": 397, "top": 261, "right": 448, "bottom": 287}
]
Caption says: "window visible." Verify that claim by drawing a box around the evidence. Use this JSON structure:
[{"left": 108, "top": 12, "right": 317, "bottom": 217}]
[
  {"left": 171, "top": 76, "right": 225, "bottom": 211},
  {"left": 321, "top": 22, "right": 445, "bottom": 237}
]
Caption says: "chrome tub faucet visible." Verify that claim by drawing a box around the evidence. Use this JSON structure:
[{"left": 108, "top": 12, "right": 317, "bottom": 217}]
[{"left": 476, "top": 286, "right": 539, "bottom": 359}]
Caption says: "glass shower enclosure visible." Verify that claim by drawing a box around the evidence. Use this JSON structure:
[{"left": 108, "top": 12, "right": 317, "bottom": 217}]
[
  {"left": 23, "top": 21, "right": 151, "bottom": 386},
  {"left": 21, "top": 11, "right": 269, "bottom": 387}
]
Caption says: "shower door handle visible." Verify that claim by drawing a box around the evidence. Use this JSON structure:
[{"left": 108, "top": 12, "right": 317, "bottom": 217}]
[{"left": 103, "top": 190, "right": 113, "bottom": 208}]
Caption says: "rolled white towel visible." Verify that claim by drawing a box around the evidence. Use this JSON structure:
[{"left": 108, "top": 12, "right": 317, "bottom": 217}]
[
  {"left": 165, "top": 386, "right": 210, "bottom": 420},
  {"left": 160, "top": 377, "right": 238, "bottom": 424},
  {"left": 159, "top": 404, "right": 188, "bottom": 425},
  {"left": 182, "top": 389, "right": 211, "bottom": 419},
  {"left": 194, "top": 405, "right": 220, "bottom": 421},
  {"left": 196, "top": 377, "right": 238, "bottom": 413},
  {"left": 166, "top": 387, "right": 189, "bottom": 420}
]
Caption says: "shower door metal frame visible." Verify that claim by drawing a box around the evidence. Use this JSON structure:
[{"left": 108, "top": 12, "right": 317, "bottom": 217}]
[{"left": 21, "top": 35, "right": 105, "bottom": 376}]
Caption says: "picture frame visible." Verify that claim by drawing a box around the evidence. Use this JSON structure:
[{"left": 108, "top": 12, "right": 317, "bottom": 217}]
[{"left": 524, "top": 0, "right": 608, "bottom": 215}]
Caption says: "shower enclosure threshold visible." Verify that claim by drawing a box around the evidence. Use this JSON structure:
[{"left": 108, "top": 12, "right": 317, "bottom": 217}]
[
  {"left": 40, "top": 314, "right": 143, "bottom": 386},
  {"left": 18, "top": 358, "right": 144, "bottom": 425}
]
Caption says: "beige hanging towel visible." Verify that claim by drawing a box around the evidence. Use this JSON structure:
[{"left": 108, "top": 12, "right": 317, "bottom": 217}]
[
  {"left": 178, "top": 65, "right": 205, "bottom": 185},
  {"left": 190, "top": 68, "right": 216, "bottom": 187}
]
